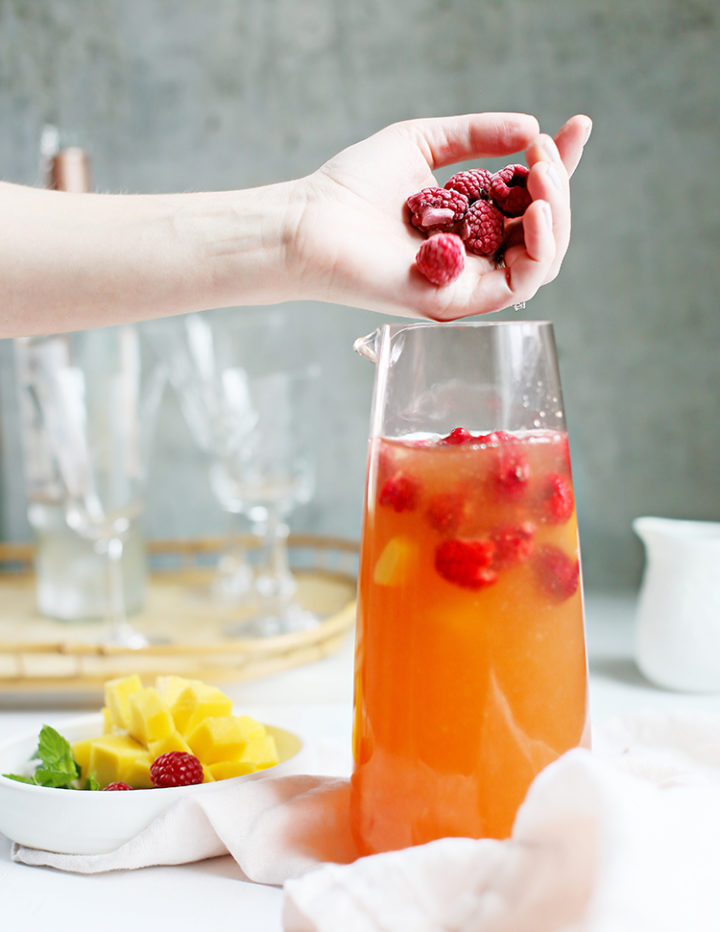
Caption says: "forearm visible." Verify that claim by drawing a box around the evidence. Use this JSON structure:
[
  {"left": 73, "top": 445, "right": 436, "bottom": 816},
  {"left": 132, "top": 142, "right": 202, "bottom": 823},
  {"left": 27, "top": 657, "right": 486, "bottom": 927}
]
[{"left": 0, "top": 180, "right": 304, "bottom": 337}]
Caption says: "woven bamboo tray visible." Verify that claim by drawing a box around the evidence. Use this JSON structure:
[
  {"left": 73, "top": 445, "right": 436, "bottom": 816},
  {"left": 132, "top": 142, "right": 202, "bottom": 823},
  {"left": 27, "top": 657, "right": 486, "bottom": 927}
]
[{"left": 0, "top": 534, "right": 358, "bottom": 697}]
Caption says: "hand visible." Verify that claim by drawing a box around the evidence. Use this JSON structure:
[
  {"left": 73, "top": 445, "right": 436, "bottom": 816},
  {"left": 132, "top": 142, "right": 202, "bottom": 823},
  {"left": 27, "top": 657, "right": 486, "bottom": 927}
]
[{"left": 291, "top": 112, "right": 591, "bottom": 320}]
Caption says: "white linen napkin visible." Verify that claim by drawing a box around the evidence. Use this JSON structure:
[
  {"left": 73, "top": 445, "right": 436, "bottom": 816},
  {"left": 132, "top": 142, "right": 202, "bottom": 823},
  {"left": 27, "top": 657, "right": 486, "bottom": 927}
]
[
  {"left": 13, "top": 711, "right": 720, "bottom": 931},
  {"left": 284, "top": 710, "right": 720, "bottom": 932}
]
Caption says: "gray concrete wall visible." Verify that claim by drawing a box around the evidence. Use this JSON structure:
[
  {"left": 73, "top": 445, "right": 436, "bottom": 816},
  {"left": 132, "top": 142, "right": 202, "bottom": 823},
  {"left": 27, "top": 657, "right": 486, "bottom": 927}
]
[{"left": 1, "top": 0, "right": 718, "bottom": 592}]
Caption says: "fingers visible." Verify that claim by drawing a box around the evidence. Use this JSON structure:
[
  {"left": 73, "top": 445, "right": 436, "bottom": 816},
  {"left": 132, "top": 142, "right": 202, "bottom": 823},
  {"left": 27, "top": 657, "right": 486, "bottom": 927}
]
[
  {"left": 552, "top": 114, "right": 592, "bottom": 177},
  {"left": 422, "top": 199, "right": 555, "bottom": 321},
  {"left": 398, "top": 112, "right": 540, "bottom": 169},
  {"left": 524, "top": 138, "right": 571, "bottom": 283}
]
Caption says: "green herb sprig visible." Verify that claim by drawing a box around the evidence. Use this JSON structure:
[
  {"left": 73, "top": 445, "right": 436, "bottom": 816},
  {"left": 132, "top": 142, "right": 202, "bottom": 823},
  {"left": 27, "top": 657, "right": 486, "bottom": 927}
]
[{"left": 3, "top": 724, "right": 98, "bottom": 790}]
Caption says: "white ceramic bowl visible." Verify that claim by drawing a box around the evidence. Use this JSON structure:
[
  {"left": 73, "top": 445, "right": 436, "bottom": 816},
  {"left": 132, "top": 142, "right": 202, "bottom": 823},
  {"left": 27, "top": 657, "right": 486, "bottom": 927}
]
[{"left": 0, "top": 714, "right": 303, "bottom": 855}]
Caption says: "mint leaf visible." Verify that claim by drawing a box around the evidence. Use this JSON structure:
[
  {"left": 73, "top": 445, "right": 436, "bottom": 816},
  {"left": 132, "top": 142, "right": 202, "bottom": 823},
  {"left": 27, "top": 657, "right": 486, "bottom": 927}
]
[
  {"left": 2, "top": 772, "right": 38, "bottom": 784},
  {"left": 86, "top": 772, "right": 101, "bottom": 791},
  {"left": 23, "top": 724, "right": 82, "bottom": 789}
]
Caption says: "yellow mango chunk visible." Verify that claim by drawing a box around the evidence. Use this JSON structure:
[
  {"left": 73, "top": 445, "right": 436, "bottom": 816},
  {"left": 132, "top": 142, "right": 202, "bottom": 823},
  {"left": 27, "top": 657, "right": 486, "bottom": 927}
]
[
  {"left": 169, "top": 683, "right": 233, "bottom": 736},
  {"left": 104, "top": 674, "right": 144, "bottom": 730},
  {"left": 155, "top": 675, "right": 203, "bottom": 709},
  {"left": 87, "top": 734, "right": 153, "bottom": 788},
  {"left": 373, "top": 536, "right": 419, "bottom": 586},
  {"left": 127, "top": 687, "right": 175, "bottom": 747},
  {"left": 186, "top": 715, "right": 261, "bottom": 765},
  {"left": 71, "top": 738, "right": 93, "bottom": 775},
  {"left": 201, "top": 765, "right": 215, "bottom": 783},
  {"left": 102, "top": 707, "right": 114, "bottom": 734},
  {"left": 148, "top": 731, "right": 193, "bottom": 759},
  {"left": 237, "top": 734, "right": 279, "bottom": 770},
  {"left": 208, "top": 760, "right": 257, "bottom": 780}
]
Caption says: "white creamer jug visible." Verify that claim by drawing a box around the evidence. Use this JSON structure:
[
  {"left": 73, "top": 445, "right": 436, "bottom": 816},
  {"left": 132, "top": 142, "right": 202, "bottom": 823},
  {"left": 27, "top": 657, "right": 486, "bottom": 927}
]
[{"left": 634, "top": 516, "right": 720, "bottom": 692}]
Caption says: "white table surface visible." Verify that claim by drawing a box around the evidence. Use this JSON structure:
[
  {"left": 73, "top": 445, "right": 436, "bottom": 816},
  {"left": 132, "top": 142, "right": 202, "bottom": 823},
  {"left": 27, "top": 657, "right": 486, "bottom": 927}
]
[{"left": 3, "top": 591, "right": 720, "bottom": 932}]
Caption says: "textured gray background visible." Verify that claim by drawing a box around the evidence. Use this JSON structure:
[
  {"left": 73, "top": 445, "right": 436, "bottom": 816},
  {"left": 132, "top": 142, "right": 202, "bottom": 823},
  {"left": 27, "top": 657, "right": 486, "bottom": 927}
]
[{"left": 1, "top": 0, "right": 718, "bottom": 592}]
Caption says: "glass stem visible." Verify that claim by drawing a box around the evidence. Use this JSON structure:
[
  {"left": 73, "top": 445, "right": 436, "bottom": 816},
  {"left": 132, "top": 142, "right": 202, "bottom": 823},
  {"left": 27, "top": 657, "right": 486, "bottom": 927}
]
[
  {"left": 97, "top": 535, "right": 146, "bottom": 648},
  {"left": 252, "top": 507, "right": 295, "bottom": 614}
]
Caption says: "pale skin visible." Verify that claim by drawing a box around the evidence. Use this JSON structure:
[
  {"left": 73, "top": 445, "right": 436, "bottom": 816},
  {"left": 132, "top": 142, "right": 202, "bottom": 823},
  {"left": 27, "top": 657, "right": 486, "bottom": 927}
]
[{"left": 0, "top": 112, "right": 591, "bottom": 338}]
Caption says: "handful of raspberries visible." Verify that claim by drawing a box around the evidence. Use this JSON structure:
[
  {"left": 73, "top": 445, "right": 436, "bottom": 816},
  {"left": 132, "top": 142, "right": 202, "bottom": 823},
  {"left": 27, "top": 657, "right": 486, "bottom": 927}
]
[{"left": 407, "top": 164, "right": 531, "bottom": 286}]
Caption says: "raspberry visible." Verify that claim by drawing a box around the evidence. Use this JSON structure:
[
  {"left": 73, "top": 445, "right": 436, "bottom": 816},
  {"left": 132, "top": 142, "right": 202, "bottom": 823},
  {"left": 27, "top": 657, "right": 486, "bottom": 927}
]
[
  {"left": 439, "top": 427, "right": 475, "bottom": 445},
  {"left": 426, "top": 491, "right": 466, "bottom": 534},
  {"left": 150, "top": 751, "right": 204, "bottom": 788},
  {"left": 537, "top": 473, "right": 574, "bottom": 524},
  {"left": 103, "top": 781, "right": 132, "bottom": 791},
  {"left": 493, "top": 441, "right": 530, "bottom": 500},
  {"left": 379, "top": 474, "right": 419, "bottom": 512},
  {"left": 460, "top": 200, "right": 505, "bottom": 256},
  {"left": 490, "top": 522, "right": 536, "bottom": 569},
  {"left": 532, "top": 545, "right": 580, "bottom": 601},
  {"left": 406, "top": 187, "right": 469, "bottom": 233},
  {"left": 490, "top": 164, "right": 531, "bottom": 218},
  {"left": 444, "top": 168, "right": 493, "bottom": 202},
  {"left": 415, "top": 233, "right": 466, "bottom": 286},
  {"left": 435, "top": 538, "right": 498, "bottom": 590}
]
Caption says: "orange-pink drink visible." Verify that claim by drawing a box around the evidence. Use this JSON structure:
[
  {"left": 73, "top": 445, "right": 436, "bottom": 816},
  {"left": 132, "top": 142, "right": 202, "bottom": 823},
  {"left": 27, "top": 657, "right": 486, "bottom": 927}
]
[{"left": 350, "top": 426, "right": 589, "bottom": 855}]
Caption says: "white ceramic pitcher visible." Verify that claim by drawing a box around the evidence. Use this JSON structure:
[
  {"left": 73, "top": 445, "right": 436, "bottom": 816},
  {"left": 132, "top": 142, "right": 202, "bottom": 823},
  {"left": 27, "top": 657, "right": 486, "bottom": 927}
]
[{"left": 634, "top": 516, "right": 720, "bottom": 692}]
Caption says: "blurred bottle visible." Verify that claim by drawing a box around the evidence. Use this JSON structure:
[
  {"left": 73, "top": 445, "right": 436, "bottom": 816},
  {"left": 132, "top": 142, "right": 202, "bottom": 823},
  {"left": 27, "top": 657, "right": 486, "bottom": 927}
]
[{"left": 15, "top": 127, "right": 147, "bottom": 621}]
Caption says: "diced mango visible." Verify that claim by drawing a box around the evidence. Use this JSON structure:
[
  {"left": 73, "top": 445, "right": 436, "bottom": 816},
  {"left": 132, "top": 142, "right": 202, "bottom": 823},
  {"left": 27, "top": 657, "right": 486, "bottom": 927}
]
[
  {"left": 186, "top": 715, "right": 259, "bottom": 765},
  {"left": 104, "top": 674, "right": 144, "bottom": 730},
  {"left": 169, "top": 683, "right": 234, "bottom": 736},
  {"left": 71, "top": 738, "right": 93, "bottom": 775},
  {"left": 201, "top": 765, "right": 215, "bottom": 783},
  {"left": 102, "top": 707, "right": 114, "bottom": 734},
  {"left": 373, "top": 536, "right": 419, "bottom": 586},
  {"left": 87, "top": 734, "right": 153, "bottom": 788},
  {"left": 208, "top": 760, "right": 257, "bottom": 781},
  {"left": 127, "top": 687, "right": 175, "bottom": 746},
  {"left": 155, "top": 675, "right": 203, "bottom": 709},
  {"left": 236, "top": 734, "right": 279, "bottom": 770},
  {"left": 148, "top": 731, "right": 193, "bottom": 759}
]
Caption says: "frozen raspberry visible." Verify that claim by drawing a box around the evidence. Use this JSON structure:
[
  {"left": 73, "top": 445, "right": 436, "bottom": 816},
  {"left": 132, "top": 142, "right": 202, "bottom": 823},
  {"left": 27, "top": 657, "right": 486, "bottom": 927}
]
[
  {"left": 460, "top": 200, "right": 505, "bottom": 256},
  {"left": 102, "top": 781, "right": 132, "bottom": 791},
  {"left": 426, "top": 491, "right": 466, "bottom": 534},
  {"left": 537, "top": 473, "right": 574, "bottom": 524},
  {"left": 532, "top": 545, "right": 580, "bottom": 601},
  {"left": 379, "top": 474, "right": 419, "bottom": 512},
  {"left": 435, "top": 538, "right": 498, "bottom": 590},
  {"left": 490, "top": 164, "right": 531, "bottom": 218},
  {"left": 439, "top": 427, "right": 475, "bottom": 445},
  {"left": 415, "top": 233, "right": 466, "bottom": 286},
  {"left": 490, "top": 522, "right": 536, "bottom": 569},
  {"left": 493, "top": 440, "right": 530, "bottom": 500},
  {"left": 406, "top": 187, "right": 469, "bottom": 233},
  {"left": 444, "top": 168, "right": 493, "bottom": 202},
  {"left": 150, "top": 751, "right": 204, "bottom": 788}
]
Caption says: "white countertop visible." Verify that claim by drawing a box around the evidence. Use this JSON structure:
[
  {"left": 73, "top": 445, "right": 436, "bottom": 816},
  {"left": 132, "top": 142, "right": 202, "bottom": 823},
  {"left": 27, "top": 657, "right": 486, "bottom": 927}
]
[{"left": 3, "top": 591, "right": 720, "bottom": 931}]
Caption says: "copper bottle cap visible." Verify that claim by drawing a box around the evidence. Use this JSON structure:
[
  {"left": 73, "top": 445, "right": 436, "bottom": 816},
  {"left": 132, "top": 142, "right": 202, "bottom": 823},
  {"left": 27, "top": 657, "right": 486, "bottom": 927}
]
[{"left": 48, "top": 147, "right": 92, "bottom": 193}]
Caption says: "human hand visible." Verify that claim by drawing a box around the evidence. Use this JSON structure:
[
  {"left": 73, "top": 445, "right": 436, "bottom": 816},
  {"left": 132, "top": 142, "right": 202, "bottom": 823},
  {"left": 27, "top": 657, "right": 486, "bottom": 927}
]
[{"left": 291, "top": 112, "right": 591, "bottom": 319}]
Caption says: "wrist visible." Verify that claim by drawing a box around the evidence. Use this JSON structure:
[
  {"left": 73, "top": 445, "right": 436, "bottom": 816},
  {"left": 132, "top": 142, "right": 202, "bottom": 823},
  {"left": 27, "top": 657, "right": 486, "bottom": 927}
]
[{"left": 177, "top": 179, "right": 309, "bottom": 309}]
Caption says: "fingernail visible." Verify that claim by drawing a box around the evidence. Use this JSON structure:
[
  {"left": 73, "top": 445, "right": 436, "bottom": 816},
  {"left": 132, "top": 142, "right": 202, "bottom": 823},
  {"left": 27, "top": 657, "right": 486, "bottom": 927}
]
[
  {"left": 544, "top": 162, "right": 562, "bottom": 189},
  {"left": 541, "top": 136, "right": 562, "bottom": 164},
  {"left": 582, "top": 118, "right": 593, "bottom": 145},
  {"left": 540, "top": 201, "right": 553, "bottom": 230}
]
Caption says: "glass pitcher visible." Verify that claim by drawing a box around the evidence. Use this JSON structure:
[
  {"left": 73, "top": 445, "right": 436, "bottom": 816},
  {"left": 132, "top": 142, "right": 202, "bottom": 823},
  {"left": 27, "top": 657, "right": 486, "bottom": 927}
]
[{"left": 351, "top": 320, "right": 589, "bottom": 855}]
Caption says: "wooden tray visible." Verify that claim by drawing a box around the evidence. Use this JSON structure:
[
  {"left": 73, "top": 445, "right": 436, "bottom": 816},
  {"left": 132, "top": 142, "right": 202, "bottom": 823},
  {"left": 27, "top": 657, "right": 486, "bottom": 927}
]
[{"left": 0, "top": 535, "right": 358, "bottom": 696}]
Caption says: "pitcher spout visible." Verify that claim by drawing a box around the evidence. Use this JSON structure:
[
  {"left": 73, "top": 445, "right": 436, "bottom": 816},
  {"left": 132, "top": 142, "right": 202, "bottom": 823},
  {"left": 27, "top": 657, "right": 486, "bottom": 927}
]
[{"left": 353, "top": 330, "right": 380, "bottom": 364}]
